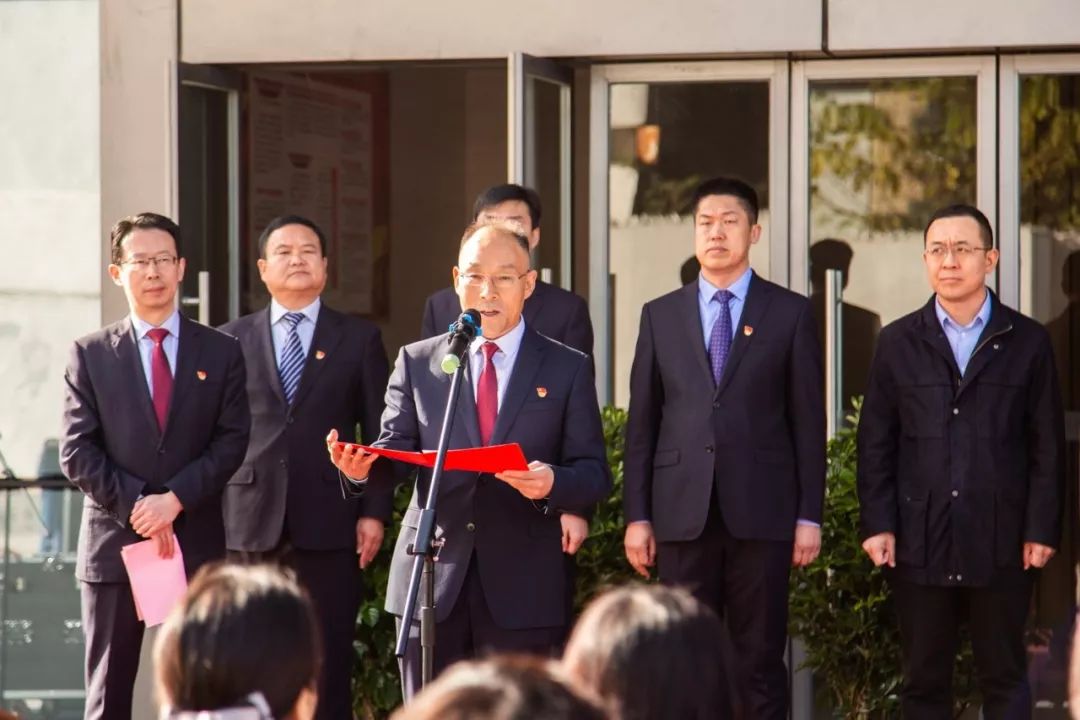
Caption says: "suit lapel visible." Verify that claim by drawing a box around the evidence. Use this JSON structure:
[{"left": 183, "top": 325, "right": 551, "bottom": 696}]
[
  {"left": 254, "top": 307, "right": 287, "bottom": 407},
  {"left": 112, "top": 318, "right": 160, "bottom": 439},
  {"left": 680, "top": 283, "right": 714, "bottom": 389},
  {"left": 165, "top": 316, "right": 203, "bottom": 441},
  {"left": 439, "top": 346, "right": 482, "bottom": 449},
  {"left": 489, "top": 329, "right": 544, "bottom": 447},
  {"left": 291, "top": 305, "right": 343, "bottom": 411},
  {"left": 716, "top": 272, "right": 773, "bottom": 398}
]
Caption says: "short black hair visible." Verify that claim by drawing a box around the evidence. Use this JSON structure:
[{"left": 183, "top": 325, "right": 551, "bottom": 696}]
[
  {"left": 110, "top": 213, "right": 182, "bottom": 264},
  {"left": 154, "top": 563, "right": 321, "bottom": 719},
  {"left": 472, "top": 184, "right": 542, "bottom": 229},
  {"left": 690, "top": 177, "right": 759, "bottom": 225},
  {"left": 923, "top": 204, "right": 995, "bottom": 249},
  {"left": 257, "top": 215, "right": 328, "bottom": 258}
]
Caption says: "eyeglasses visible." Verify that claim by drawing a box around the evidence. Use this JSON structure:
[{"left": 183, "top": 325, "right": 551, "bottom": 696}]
[
  {"left": 924, "top": 245, "right": 990, "bottom": 259},
  {"left": 458, "top": 272, "right": 529, "bottom": 289},
  {"left": 121, "top": 255, "right": 179, "bottom": 272}
]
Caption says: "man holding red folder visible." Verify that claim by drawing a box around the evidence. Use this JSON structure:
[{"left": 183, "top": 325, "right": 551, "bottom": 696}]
[{"left": 328, "top": 221, "right": 610, "bottom": 697}]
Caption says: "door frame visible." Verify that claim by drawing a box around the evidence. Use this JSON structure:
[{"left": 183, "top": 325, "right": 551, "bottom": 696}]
[
  {"left": 176, "top": 62, "right": 244, "bottom": 321},
  {"left": 588, "top": 59, "right": 790, "bottom": 404}
]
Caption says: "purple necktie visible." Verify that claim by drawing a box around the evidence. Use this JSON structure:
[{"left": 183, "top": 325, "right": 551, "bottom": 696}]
[{"left": 708, "top": 289, "right": 733, "bottom": 386}]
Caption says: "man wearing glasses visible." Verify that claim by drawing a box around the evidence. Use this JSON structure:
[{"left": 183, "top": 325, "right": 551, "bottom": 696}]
[
  {"left": 858, "top": 204, "right": 1065, "bottom": 718},
  {"left": 328, "top": 221, "right": 610, "bottom": 698},
  {"left": 59, "top": 213, "right": 250, "bottom": 720}
]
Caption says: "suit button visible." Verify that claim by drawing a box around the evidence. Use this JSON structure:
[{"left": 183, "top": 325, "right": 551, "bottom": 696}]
[
  {"left": 952, "top": 408, "right": 959, "bottom": 416},
  {"left": 287, "top": 416, "right": 294, "bottom": 425},
  {"left": 956, "top": 574, "right": 963, "bottom": 582},
  {"left": 713, "top": 402, "right": 720, "bottom": 409},
  {"left": 157, "top": 447, "right": 165, "bottom": 455},
  {"left": 946, "top": 574, "right": 954, "bottom": 581},
  {"left": 280, "top": 460, "right": 288, "bottom": 468},
  {"left": 705, "top": 445, "right": 714, "bottom": 453},
  {"left": 951, "top": 490, "right": 959, "bottom": 498},
  {"left": 466, "top": 522, "right": 476, "bottom": 532}
]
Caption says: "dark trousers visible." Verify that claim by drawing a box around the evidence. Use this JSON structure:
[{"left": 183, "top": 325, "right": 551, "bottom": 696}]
[
  {"left": 890, "top": 574, "right": 1034, "bottom": 720},
  {"left": 396, "top": 554, "right": 565, "bottom": 700},
  {"left": 656, "top": 502, "right": 792, "bottom": 720},
  {"left": 81, "top": 581, "right": 144, "bottom": 720},
  {"left": 229, "top": 538, "right": 362, "bottom": 720}
]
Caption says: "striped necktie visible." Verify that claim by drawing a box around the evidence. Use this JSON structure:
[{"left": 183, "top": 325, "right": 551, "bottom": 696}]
[{"left": 278, "top": 312, "right": 307, "bottom": 404}]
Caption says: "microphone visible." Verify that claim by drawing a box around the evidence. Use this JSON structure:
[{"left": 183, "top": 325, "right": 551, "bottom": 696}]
[{"left": 440, "top": 309, "right": 482, "bottom": 375}]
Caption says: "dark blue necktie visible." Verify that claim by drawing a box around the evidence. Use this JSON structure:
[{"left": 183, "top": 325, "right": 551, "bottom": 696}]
[
  {"left": 278, "top": 312, "right": 306, "bottom": 404},
  {"left": 708, "top": 289, "right": 733, "bottom": 386}
]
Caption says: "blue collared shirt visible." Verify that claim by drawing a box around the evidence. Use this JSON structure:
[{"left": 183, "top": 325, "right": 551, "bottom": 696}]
[
  {"left": 698, "top": 267, "right": 753, "bottom": 350},
  {"left": 935, "top": 292, "right": 992, "bottom": 375},
  {"left": 131, "top": 310, "right": 180, "bottom": 396},
  {"left": 270, "top": 297, "right": 321, "bottom": 371},
  {"left": 468, "top": 318, "right": 526, "bottom": 410}
]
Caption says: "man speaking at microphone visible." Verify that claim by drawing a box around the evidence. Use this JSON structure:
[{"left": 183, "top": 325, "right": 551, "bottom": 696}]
[{"left": 327, "top": 221, "right": 610, "bottom": 697}]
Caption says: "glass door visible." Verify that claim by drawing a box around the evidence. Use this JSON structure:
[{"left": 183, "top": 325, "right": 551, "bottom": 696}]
[
  {"left": 508, "top": 53, "right": 573, "bottom": 290},
  {"left": 177, "top": 63, "right": 242, "bottom": 325},
  {"left": 588, "top": 60, "right": 789, "bottom": 407},
  {"left": 791, "top": 57, "right": 997, "bottom": 423},
  {"left": 1001, "top": 53, "right": 1080, "bottom": 714}
]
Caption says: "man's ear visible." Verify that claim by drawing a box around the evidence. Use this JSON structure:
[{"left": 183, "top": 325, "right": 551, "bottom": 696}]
[{"left": 108, "top": 264, "right": 123, "bottom": 287}]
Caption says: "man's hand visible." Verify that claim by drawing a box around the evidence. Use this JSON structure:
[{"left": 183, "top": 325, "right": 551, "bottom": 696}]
[
  {"left": 1024, "top": 542, "right": 1055, "bottom": 570},
  {"left": 326, "top": 429, "right": 379, "bottom": 481},
  {"left": 861, "top": 532, "right": 896, "bottom": 568},
  {"left": 150, "top": 527, "right": 175, "bottom": 559},
  {"left": 792, "top": 524, "right": 822, "bottom": 567},
  {"left": 495, "top": 461, "right": 554, "bottom": 500},
  {"left": 561, "top": 514, "right": 589, "bottom": 555},
  {"left": 356, "top": 517, "right": 385, "bottom": 569},
  {"left": 624, "top": 521, "right": 656, "bottom": 579},
  {"left": 130, "top": 492, "right": 183, "bottom": 538}
]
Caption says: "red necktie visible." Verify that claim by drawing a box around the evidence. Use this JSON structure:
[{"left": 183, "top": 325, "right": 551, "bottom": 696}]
[
  {"left": 147, "top": 327, "right": 173, "bottom": 431},
  {"left": 476, "top": 342, "right": 499, "bottom": 446}
]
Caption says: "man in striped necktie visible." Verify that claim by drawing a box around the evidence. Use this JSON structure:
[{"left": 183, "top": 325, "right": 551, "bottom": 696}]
[{"left": 219, "top": 215, "right": 391, "bottom": 720}]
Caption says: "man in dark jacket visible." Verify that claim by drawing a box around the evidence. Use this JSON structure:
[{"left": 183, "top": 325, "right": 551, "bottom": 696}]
[{"left": 857, "top": 204, "right": 1065, "bottom": 719}]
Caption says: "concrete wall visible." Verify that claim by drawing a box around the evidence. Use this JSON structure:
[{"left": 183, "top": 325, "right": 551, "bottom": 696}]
[
  {"left": 179, "top": 0, "right": 822, "bottom": 64},
  {"left": 828, "top": 0, "right": 1080, "bottom": 52},
  {"left": 0, "top": 0, "right": 101, "bottom": 479}
]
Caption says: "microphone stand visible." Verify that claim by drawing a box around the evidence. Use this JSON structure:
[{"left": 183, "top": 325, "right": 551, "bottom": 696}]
[{"left": 394, "top": 359, "right": 467, "bottom": 688}]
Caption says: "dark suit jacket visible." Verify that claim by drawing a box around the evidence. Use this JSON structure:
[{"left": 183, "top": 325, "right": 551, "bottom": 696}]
[
  {"left": 375, "top": 328, "right": 611, "bottom": 629},
  {"left": 857, "top": 292, "right": 1065, "bottom": 587},
  {"left": 420, "top": 281, "right": 594, "bottom": 357},
  {"left": 624, "top": 273, "right": 826, "bottom": 543},
  {"left": 219, "top": 303, "right": 393, "bottom": 553},
  {"left": 60, "top": 314, "right": 250, "bottom": 583}
]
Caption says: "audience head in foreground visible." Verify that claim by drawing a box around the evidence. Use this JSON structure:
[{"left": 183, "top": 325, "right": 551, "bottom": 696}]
[
  {"left": 563, "top": 584, "right": 730, "bottom": 720},
  {"left": 154, "top": 563, "right": 322, "bottom": 720},
  {"left": 392, "top": 655, "right": 606, "bottom": 720}
]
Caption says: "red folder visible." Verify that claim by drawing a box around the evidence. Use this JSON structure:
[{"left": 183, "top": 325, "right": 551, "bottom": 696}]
[{"left": 335, "top": 442, "right": 529, "bottom": 474}]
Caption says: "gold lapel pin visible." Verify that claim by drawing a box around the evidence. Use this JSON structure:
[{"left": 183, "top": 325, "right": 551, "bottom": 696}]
[
  {"left": 536, "top": 387, "right": 548, "bottom": 398},
  {"left": 196, "top": 370, "right": 207, "bottom": 381},
  {"left": 743, "top": 325, "right": 754, "bottom": 337},
  {"left": 315, "top": 350, "right": 326, "bottom": 360}
]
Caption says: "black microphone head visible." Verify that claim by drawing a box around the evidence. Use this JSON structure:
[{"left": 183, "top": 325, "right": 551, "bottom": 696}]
[{"left": 461, "top": 308, "right": 481, "bottom": 328}]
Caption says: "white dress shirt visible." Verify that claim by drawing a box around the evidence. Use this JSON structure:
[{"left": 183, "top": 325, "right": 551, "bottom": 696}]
[{"left": 467, "top": 318, "right": 527, "bottom": 409}]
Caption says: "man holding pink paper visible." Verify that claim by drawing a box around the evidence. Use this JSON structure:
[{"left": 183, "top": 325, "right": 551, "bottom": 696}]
[
  {"left": 328, "top": 221, "right": 610, "bottom": 698},
  {"left": 60, "top": 214, "right": 250, "bottom": 720}
]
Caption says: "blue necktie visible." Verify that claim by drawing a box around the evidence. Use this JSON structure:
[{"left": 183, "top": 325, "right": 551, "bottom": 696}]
[
  {"left": 278, "top": 312, "right": 306, "bottom": 404},
  {"left": 708, "top": 289, "right": 733, "bottom": 386}
]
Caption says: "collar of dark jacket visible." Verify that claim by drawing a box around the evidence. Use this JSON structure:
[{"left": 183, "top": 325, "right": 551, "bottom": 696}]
[{"left": 917, "top": 288, "right": 1013, "bottom": 342}]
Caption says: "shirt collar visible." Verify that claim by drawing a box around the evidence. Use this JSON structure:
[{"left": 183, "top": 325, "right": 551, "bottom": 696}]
[
  {"left": 131, "top": 309, "right": 181, "bottom": 340},
  {"left": 270, "top": 297, "right": 321, "bottom": 326},
  {"left": 470, "top": 317, "right": 527, "bottom": 357},
  {"left": 935, "top": 290, "right": 992, "bottom": 333},
  {"left": 698, "top": 266, "right": 753, "bottom": 304}
]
